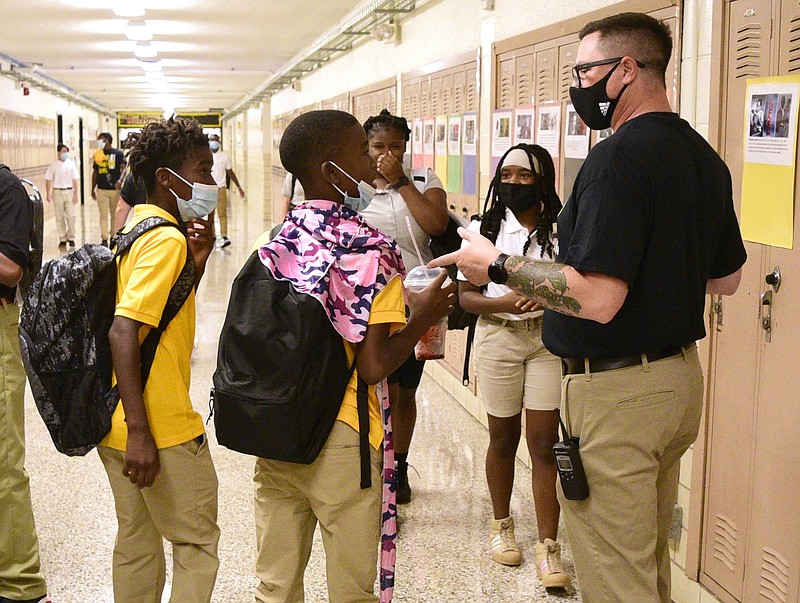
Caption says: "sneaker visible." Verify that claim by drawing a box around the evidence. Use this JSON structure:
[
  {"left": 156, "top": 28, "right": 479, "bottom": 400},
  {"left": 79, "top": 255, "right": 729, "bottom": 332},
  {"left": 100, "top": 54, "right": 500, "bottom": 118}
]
[
  {"left": 219, "top": 236, "right": 231, "bottom": 248},
  {"left": 535, "top": 538, "right": 572, "bottom": 590},
  {"left": 58, "top": 241, "right": 67, "bottom": 250},
  {"left": 489, "top": 517, "right": 521, "bottom": 566},
  {"left": 67, "top": 240, "right": 75, "bottom": 247},
  {"left": 395, "top": 460, "right": 412, "bottom": 504}
]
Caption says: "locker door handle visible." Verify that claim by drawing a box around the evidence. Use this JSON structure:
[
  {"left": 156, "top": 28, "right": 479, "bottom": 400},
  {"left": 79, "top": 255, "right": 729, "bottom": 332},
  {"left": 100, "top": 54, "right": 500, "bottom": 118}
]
[{"left": 760, "top": 289, "right": 773, "bottom": 343}]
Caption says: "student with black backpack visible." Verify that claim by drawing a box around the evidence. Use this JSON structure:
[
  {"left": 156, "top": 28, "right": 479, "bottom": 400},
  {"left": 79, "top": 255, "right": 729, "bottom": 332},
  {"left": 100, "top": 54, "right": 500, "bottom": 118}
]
[
  {"left": 96, "top": 117, "right": 219, "bottom": 603},
  {"left": 0, "top": 165, "right": 51, "bottom": 603},
  {"left": 242, "top": 110, "right": 455, "bottom": 603}
]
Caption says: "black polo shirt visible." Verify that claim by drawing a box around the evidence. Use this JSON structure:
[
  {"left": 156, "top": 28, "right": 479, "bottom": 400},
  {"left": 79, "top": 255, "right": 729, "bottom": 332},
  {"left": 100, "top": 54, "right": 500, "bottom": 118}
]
[
  {"left": 93, "top": 147, "right": 126, "bottom": 190},
  {"left": 0, "top": 167, "right": 32, "bottom": 300},
  {"left": 120, "top": 174, "right": 147, "bottom": 206},
  {"left": 542, "top": 112, "right": 747, "bottom": 359}
]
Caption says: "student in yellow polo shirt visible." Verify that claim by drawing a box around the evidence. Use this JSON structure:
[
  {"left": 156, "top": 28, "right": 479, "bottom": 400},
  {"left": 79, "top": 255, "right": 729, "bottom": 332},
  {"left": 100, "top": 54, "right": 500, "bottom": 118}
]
[{"left": 96, "top": 117, "right": 218, "bottom": 603}]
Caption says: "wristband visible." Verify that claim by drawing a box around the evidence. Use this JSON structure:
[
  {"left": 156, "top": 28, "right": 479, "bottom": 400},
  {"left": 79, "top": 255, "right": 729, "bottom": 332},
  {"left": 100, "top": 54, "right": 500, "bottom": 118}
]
[{"left": 395, "top": 175, "right": 411, "bottom": 189}]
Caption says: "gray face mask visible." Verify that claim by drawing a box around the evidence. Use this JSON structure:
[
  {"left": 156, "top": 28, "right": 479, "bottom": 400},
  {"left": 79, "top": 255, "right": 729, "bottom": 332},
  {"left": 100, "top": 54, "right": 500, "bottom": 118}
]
[{"left": 328, "top": 161, "right": 379, "bottom": 212}]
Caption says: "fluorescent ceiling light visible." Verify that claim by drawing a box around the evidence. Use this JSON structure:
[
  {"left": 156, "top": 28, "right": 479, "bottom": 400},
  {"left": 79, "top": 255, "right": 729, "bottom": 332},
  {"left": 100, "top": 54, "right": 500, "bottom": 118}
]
[
  {"left": 114, "top": 4, "right": 145, "bottom": 18},
  {"left": 133, "top": 42, "right": 157, "bottom": 59},
  {"left": 125, "top": 19, "right": 152, "bottom": 41},
  {"left": 140, "top": 59, "right": 162, "bottom": 72}
]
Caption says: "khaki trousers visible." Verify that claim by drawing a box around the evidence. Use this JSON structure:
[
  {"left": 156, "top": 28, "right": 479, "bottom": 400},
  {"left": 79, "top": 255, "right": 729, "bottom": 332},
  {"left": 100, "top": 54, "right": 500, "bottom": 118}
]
[
  {"left": 216, "top": 186, "right": 228, "bottom": 237},
  {"left": 558, "top": 347, "right": 703, "bottom": 603},
  {"left": 98, "top": 436, "right": 220, "bottom": 603},
  {"left": 52, "top": 188, "right": 75, "bottom": 242},
  {"left": 0, "top": 302, "right": 47, "bottom": 601},
  {"left": 96, "top": 188, "right": 119, "bottom": 241},
  {"left": 254, "top": 421, "right": 383, "bottom": 603}
]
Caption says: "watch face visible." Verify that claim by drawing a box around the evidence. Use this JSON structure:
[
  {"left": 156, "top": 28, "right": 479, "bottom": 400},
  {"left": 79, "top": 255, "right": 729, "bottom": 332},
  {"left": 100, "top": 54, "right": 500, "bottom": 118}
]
[{"left": 488, "top": 254, "right": 508, "bottom": 284}]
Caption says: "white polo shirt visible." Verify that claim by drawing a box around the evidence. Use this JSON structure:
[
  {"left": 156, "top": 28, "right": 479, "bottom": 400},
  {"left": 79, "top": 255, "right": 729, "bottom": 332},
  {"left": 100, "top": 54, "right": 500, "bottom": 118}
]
[
  {"left": 211, "top": 149, "right": 232, "bottom": 187},
  {"left": 457, "top": 208, "right": 557, "bottom": 321},
  {"left": 45, "top": 158, "right": 79, "bottom": 189}
]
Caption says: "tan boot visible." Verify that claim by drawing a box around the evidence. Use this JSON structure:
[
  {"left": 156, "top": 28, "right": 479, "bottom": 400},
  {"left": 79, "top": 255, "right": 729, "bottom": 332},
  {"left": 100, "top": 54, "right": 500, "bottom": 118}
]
[
  {"left": 534, "top": 538, "right": 572, "bottom": 589},
  {"left": 489, "top": 517, "right": 522, "bottom": 566}
]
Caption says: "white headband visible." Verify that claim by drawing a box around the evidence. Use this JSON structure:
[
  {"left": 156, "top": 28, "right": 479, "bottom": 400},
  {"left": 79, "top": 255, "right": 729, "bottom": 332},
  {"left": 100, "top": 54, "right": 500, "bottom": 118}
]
[{"left": 501, "top": 148, "right": 541, "bottom": 174}]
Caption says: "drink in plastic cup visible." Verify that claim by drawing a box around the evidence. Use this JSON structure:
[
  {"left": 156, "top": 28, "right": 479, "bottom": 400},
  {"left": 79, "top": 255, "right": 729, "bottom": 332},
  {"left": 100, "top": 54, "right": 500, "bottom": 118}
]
[{"left": 404, "top": 266, "right": 448, "bottom": 360}]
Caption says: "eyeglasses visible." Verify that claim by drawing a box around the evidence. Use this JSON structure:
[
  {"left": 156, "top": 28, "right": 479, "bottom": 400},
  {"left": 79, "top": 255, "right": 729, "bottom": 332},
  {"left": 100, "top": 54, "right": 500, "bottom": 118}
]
[{"left": 571, "top": 57, "right": 646, "bottom": 88}]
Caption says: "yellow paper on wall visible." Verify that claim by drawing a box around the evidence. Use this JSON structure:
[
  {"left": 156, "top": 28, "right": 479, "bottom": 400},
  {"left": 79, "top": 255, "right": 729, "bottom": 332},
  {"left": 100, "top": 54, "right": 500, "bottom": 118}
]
[{"left": 740, "top": 75, "right": 800, "bottom": 249}]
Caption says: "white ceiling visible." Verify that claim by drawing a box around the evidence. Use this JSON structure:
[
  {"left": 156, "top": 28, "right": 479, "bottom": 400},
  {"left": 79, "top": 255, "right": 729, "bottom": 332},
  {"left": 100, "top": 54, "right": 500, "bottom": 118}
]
[{"left": 2, "top": 0, "right": 367, "bottom": 113}]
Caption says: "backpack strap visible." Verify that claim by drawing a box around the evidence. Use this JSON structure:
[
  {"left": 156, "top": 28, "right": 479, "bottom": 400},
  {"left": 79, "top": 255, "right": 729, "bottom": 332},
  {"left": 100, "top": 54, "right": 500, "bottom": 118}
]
[
  {"left": 111, "top": 216, "right": 196, "bottom": 388},
  {"left": 357, "top": 376, "right": 371, "bottom": 489}
]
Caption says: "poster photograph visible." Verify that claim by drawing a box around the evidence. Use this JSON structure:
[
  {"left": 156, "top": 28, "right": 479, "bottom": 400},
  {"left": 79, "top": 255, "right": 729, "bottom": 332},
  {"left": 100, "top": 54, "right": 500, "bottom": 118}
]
[
  {"left": 745, "top": 82, "right": 798, "bottom": 166},
  {"left": 413, "top": 119, "right": 423, "bottom": 155},
  {"left": 536, "top": 103, "right": 561, "bottom": 158},
  {"left": 492, "top": 109, "right": 513, "bottom": 157},
  {"left": 462, "top": 113, "right": 477, "bottom": 156},
  {"left": 564, "top": 104, "right": 590, "bottom": 159},
  {"left": 514, "top": 107, "right": 535, "bottom": 144},
  {"left": 423, "top": 118, "right": 434, "bottom": 155}
]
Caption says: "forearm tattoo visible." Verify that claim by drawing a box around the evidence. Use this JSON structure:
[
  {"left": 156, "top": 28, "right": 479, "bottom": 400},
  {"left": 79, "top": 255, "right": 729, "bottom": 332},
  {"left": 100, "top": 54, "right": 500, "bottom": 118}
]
[{"left": 505, "top": 256, "right": 582, "bottom": 315}]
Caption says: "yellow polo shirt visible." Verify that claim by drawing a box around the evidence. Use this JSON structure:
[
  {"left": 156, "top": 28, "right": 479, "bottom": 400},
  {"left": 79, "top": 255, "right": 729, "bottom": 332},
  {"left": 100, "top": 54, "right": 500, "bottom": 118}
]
[{"left": 101, "top": 204, "right": 205, "bottom": 451}]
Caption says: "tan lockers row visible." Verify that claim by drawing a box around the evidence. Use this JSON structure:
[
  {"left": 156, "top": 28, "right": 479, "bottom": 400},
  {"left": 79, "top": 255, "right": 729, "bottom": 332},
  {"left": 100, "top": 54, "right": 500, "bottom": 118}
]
[{"left": 0, "top": 109, "right": 57, "bottom": 187}]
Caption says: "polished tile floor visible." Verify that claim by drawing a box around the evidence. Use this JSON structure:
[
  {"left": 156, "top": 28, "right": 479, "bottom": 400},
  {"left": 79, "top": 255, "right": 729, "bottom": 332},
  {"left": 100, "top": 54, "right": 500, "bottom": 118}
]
[{"left": 22, "top": 193, "right": 581, "bottom": 602}]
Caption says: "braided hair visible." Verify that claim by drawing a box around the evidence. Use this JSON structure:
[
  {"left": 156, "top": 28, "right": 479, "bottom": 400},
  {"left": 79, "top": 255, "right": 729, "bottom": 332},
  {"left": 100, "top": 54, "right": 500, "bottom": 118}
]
[
  {"left": 127, "top": 116, "right": 208, "bottom": 194},
  {"left": 363, "top": 108, "right": 411, "bottom": 140},
  {"left": 479, "top": 144, "right": 560, "bottom": 259}
]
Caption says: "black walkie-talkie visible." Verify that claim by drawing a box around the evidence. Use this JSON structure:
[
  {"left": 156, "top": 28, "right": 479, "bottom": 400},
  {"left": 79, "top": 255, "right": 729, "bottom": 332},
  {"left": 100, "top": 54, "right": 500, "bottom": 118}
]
[{"left": 553, "top": 410, "right": 589, "bottom": 500}]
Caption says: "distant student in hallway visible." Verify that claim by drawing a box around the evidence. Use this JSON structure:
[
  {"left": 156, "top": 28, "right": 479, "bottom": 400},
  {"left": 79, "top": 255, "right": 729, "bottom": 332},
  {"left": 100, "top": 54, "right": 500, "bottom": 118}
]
[
  {"left": 91, "top": 132, "right": 125, "bottom": 246},
  {"left": 0, "top": 164, "right": 51, "bottom": 603},
  {"left": 279, "top": 171, "right": 304, "bottom": 217},
  {"left": 44, "top": 144, "right": 79, "bottom": 250},
  {"left": 458, "top": 144, "right": 570, "bottom": 590},
  {"left": 208, "top": 134, "right": 244, "bottom": 248},
  {"left": 360, "top": 109, "right": 449, "bottom": 504},
  {"left": 254, "top": 110, "right": 455, "bottom": 603},
  {"left": 97, "top": 117, "right": 220, "bottom": 603}
]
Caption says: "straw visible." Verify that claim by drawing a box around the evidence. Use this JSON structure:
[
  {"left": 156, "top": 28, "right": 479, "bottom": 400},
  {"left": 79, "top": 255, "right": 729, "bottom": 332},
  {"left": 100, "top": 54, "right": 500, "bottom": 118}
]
[{"left": 405, "top": 216, "right": 425, "bottom": 267}]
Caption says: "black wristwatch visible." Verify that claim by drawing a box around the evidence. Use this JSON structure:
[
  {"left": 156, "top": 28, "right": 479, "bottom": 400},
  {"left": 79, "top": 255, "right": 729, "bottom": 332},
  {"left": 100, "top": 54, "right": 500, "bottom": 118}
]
[
  {"left": 488, "top": 253, "right": 510, "bottom": 285},
  {"left": 395, "top": 175, "right": 411, "bottom": 189}
]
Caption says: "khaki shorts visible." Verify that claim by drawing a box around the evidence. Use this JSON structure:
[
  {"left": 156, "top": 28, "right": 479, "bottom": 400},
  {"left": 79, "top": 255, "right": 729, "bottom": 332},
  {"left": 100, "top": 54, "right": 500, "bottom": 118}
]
[{"left": 474, "top": 315, "right": 561, "bottom": 417}]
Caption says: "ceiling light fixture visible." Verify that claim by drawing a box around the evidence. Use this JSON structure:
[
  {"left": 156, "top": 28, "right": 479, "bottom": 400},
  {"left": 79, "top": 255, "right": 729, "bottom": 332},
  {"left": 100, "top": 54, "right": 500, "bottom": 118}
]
[
  {"left": 113, "top": 4, "right": 145, "bottom": 18},
  {"left": 125, "top": 19, "right": 152, "bottom": 41},
  {"left": 140, "top": 59, "right": 162, "bottom": 72},
  {"left": 133, "top": 42, "right": 157, "bottom": 59}
]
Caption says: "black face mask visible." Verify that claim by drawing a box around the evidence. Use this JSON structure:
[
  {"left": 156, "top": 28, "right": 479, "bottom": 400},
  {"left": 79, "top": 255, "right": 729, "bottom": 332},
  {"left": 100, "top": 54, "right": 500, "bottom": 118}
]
[
  {"left": 569, "top": 61, "right": 628, "bottom": 130},
  {"left": 497, "top": 182, "right": 538, "bottom": 213}
]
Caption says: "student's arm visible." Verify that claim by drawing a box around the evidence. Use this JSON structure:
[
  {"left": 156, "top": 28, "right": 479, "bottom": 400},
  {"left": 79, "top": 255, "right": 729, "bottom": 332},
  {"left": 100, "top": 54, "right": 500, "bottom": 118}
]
[
  {"left": 186, "top": 217, "right": 215, "bottom": 288},
  {"left": 378, "top": 153, "right": 447, "bottom": 236},
  {"left": 108, "top": 315, "right": 160, "bottom": 488},
  {"left": 707, "top": 268, "right": 742, "bottom": 295},
  {"left": 72, "top": 178, "right": 80, "bottom": 203},
  {"left": 356, "top": 271, "right": 456, "bottom": 384},
  {"left": 45, "top": 178, "right": 53, "bottom": 203},
  {"left": 226, "top": 168, "right": 245, "bottom": 197},
  {"left": 91, "top": 164, "right": 98, "bottom": 200},
  {"left": 458, "top": 280, "right": 538, "bottom": 315},
  {"left": 115, "top": 198, "right": 132, "bottom": 231},
  {"left": 280, "top": 195, "right": 292, "bottom": 218},
  {"left": 0, "top": 252, "right": 23, "bottom": 287}
]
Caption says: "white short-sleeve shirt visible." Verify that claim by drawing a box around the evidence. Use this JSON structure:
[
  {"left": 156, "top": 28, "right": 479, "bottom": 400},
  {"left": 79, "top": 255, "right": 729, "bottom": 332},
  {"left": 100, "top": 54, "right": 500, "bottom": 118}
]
[
  {"left": 211, "top": 150, "right": 232, "bottom": 187},
  {"left": 45, "top": 158, "right": 79, "bottom": 189},
  {"left": 282, "top": 172, "right": 305, "bottom": 205},
  {"left": 457, "top": 207, "right": 557, "bottom": 321}
]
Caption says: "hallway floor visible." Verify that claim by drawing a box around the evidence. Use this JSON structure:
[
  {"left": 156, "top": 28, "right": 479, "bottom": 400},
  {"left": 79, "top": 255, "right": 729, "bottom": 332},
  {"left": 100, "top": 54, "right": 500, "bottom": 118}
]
[{"left": 22, "top": 193, "right": 581, "bottom": 602}]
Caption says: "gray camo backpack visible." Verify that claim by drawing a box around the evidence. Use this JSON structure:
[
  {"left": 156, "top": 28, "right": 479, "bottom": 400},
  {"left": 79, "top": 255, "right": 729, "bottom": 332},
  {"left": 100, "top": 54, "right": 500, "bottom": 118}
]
[{"left": 18, "top": 217, "right": 195, "bottom": 456}]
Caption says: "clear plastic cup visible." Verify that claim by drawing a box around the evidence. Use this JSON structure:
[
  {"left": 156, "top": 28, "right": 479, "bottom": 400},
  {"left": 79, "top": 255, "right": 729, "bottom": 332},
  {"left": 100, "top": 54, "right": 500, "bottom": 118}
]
[{"left": 404, "top": 266, "right": 448, "bottom": 361}]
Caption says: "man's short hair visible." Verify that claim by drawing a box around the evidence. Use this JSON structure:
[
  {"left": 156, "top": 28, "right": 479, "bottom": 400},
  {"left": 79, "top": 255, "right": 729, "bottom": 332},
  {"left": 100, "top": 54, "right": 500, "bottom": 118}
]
[
  {"left": 57, "top": 144, "right": 68, "bottom": 152},
  {"left": 279, "top": 110, "right": 360, "bottom": 184},
  {"left": 99, "top": 132, "right": 113, "bottom": 144},
  {"left": 580, "top": 12, "right": 672, "bottom": 83},
  {"left": 127, "top": 117, "right": 209, "bottom": 194}
]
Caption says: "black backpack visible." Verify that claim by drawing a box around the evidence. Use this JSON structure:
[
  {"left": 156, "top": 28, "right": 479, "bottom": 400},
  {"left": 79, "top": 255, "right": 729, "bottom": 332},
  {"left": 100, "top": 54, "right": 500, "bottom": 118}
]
[
  {"left": 18, "top": 217, "right": 195, "bottom": 456},
  {"left": 211, "top": 250, "right": 373, "bottom": 488}
]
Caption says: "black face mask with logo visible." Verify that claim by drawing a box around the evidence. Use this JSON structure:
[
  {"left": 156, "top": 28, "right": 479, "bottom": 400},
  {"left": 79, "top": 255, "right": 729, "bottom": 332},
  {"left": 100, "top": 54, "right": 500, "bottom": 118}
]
[{"left": 569, "top": 61, "right": 629, "bottom": 131}]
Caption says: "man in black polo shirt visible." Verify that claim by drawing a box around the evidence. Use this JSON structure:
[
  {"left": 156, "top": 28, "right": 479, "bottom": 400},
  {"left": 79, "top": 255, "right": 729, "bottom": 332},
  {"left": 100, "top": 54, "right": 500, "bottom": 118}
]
[
  {"left": 91, "top": 132, "right": 126, "bottom": 246},
  {"left": 0, "top": 165, "right": 50, "bottom": 603},
  {"left": 431, "top": 12, "right": 746, "bottom": 603}
]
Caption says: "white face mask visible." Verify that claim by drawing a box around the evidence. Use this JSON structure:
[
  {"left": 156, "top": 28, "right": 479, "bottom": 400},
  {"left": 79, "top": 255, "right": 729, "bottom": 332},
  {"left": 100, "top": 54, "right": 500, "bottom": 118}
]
[
  {"left": 328, "top": 161, "right": 380, "bottom": 212},
  {"left": 165, "top": 167, "right": 219, "bottom": 221},
  {"left": 97, "top": 139, "right": 106, "bottom": 150}
]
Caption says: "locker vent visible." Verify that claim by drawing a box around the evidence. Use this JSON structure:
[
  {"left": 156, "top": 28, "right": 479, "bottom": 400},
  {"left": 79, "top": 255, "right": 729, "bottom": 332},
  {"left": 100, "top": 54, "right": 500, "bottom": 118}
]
[
  {"left": 735, "top": 24, "right": 764, "bottom": 79},
  {"left": 759, "top": 547, "right": 789, "bottom": 603},
  {"left": 713, "top": 514, "right": 738, "bottom": 571},
  {"left": 517, "top": 67, "right": 532, "bottom": 107},
  {"left": 536, "top": 61, "right": 554, "bottom": 103},
  {"left": 499, "top": 71, "right": 514, "bottom": 109},
  {"left": 432, "top": 87, "right": 442, "bottom": 117},
  {"left": 560, "top": 55, "right": 575, "bottom": 101},
  {"left": 788, "top": 14, "right": 800, "bottom": 73},
  {"left": 454, "top": 81, "right": 465, "bottom": 114},
  {"left": 466, "top": 70, "right": 477, "bottom": 112},
  {"left": 442, "top": 85, "right": 452, "bottom": 116}
]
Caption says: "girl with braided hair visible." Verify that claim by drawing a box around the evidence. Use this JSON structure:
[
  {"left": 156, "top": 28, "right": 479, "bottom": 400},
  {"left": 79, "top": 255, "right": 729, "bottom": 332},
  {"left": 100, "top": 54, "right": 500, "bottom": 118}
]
[
  {"left": 457, "top": 144, "right": 571, "bottom": 591},
  {"left": 360, "top": 109, "right": 448, "bottom": 505}
]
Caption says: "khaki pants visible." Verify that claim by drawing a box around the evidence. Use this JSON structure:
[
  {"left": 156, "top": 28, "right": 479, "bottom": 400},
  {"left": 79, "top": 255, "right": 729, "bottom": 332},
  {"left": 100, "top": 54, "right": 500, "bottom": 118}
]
[
  {"left": 558, "top": 347, "right": 703, "bottom": 603},
  {"left": 98, "top": 436, "right": 220, "bottom": 603},
  {"left": 0, "top": 301, "right": 47, "bottom": 601},
  {"left": 254, "top": 421, "right": 382, "bottom": 603},
  {"left": 52, "top": 188, "right": 75, "bottom": 242},
  {"left": 216, "top": 186, "right": 228, "bottom": 237},
  {"left": 96, "top": 188, "right": 119, "bottom": 241}
]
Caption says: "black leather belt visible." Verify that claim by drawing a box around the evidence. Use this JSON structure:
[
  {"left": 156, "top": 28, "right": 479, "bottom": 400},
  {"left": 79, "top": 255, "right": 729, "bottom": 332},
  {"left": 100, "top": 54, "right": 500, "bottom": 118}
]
[
  {"left": 54, "top": 187, "right": 73, "bottom": 190},
  {"left": 561, "top": 345, "right": 691, "bottom": 375}
]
